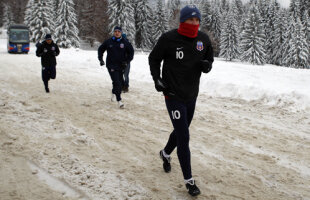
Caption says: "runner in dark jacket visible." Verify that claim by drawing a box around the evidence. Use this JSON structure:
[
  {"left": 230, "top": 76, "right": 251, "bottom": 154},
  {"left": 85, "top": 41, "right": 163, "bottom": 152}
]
[
  {"left": 36, "top": 34, "right": 60, "bottom": 93},
  {"left": 98, "top": 26, "right": 134, "bottom": 108},
  {"left": 149, "top": 5, "right": 214, "bottom": 197}
]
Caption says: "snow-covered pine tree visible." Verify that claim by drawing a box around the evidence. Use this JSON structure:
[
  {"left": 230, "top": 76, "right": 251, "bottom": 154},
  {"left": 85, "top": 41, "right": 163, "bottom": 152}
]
[
  {"left": 108, "top": 0, "right": 121, "bottom": 30},
  {"left": 136, "top": 0, "right": 153, "bottom": 50},
  {"left": 167, "top": 0, "right": 181, "bottom": 29},
  {"left": 289, "top": 0, "right": 302, "bottom": 21},
  {"left": 287, "top": 17, "right": 309, "bottom": 68},
  {"left": 188, "top": 0, "right": 202, "bottom": 5},
  {"left": 265, "top": 0, "right": 280, "bottom": 64},
  {"left": 25, "top": 0, "right": 55, "bottom": 42},
  {"left": 122, "top": 0, "right": 136, "bottom": 47},
  {"left": 219, "top": 7, "right": 239, "bottom": 61},
  {"left": 210, "top": 0, "right": 222, "bottom": 40},
  {"left": 108, "top": 0, "right": 135, "bottom": 47},
  {"left": 54, "top": 0, "right": 80, "bottom": 48},
  {"left": 52, "top": 0, "right": 59, "bottom": 22},
  {"left": 200, "top": 0, "right": 212, "bottom": 32},
  {"left": 232, "top": 0, "right": 244, "bottom": 23},
  {"left": 299, "top": 0, "right": 309, "bottom": 19},
  {"left": 240, "top": 3, "right": 266, "bottom": 65},
  {"left": 283, "top": 15, "right": 309, "bottom": 68},
  {"left": 2, "top": 4, "right": 13, "bottom": 28},
  {"left": 152, "top": 0, "right": 169, "bottom": 44},
  {"left": 272, "top": 9, "right": 287, "bottom": 65},
  {"left": 231, "top": 0, "right": 245, "bottom": 58},
  {"left": 282, "top": 14, "right": 294, "bottom": 67},
  {"left": 24, "top": 0, "right": 34, "bottom": 26},
  {"left": 303, "top": 11, "right": 310, "bottom": 68},
  {"left": 220, "top": 0, "right": 230, "bottom": 13},
  {"left": 206, "top": 0, "right": 222, "bottom": 55}
]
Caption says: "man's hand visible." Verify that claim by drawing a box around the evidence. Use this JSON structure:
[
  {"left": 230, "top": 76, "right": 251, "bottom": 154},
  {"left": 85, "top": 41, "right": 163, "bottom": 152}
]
[
  {"left": 36, "top": 42, "right": 42, "bottom": 48},
  {"left": 201, "top": 60, "right": 212, "bottom": 73},
  {"left": 100, "top": 61, "right": 105, "bottom": 66},
  {"left": 154, "top": 78, "right": 168, "bottom": 92}
]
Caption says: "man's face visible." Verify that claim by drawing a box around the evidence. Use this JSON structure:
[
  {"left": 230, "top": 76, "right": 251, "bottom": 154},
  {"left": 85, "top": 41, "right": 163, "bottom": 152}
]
[
  {"left": 46, "top": 39, "right": 52, "bottom": 44},
  {"left": 184, "top": 17, "right": 200, "bottom": 25},
  {"left": 114, "top": 30, "right": 122, "bottom": 38}
]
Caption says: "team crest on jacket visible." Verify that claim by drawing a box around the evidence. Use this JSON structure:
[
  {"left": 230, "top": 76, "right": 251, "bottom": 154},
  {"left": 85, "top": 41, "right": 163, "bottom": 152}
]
[
  {"left": 120, "top": 43, "right": 124, "bottom": 48},
  {"left": 196, "top": 41, "right": 204, "bottom": 51}
]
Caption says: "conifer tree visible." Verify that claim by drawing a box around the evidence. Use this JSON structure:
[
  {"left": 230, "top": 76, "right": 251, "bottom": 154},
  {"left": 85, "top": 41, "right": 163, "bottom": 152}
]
[
  {"left": 136, "top": 0, "right": 153, "bottom": 50},
  {"left": 210, "top": 1, "right": 222, "bottom": 40},
  {"left": 303, "top": 12, "right": 310, "bottom": 67},
  {"left": 25, "top": 0, "right": 55, "bottom": 42},
  {"left": 219, "top": 7, "right": 239, "bottom": 61},
  {"left": 2, "top": 3, "right": 13, "bottom": 28},
  {"left": 289, "top": 0, "right": 302, "bottom": 21},
  {"left": 167, "top": 0, "right": 181, "bottom": 29},
  {"left": 286, "top": 17, "right": 309, "bottom": 68},
  {"left": 200, "top": 0, "right": 212, "bottom": 31},
  {"left": 220, "top": 0, "right": 229, "bottom": 13},
  {"left": 265, "top": 0, "right": 280, "bottom": 64},
  {"left": 232, "top": 0, "right": 244, "bottom": 22},
  {"left": 272, "top": 9, "right": 287, "bottom": 65},
  {"left": 24, "top": 0, "right": 34, "bottom": 27},
  {"left": 240, "top": 3, "right": 266, "bottom": 65},
  {"left": 54, "top": 0, "right": 80, "bottom": 48},
  {"left": 152, "top": 0, "right": 169, "bottom": 44},
  {"left": 282, "top": 15, "right": 294, "bottom": 67},
  {"left": 108, "top": 0, "right": 136, "bottom": 47}
]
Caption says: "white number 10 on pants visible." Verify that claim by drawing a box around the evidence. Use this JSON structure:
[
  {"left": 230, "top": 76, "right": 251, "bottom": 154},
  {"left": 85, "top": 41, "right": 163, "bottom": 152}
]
[{"left": 171, "top": 110, "right": 181, "bottom": 119}]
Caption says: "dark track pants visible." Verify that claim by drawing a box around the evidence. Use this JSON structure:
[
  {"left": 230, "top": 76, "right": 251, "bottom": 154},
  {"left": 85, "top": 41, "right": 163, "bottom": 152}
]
[
  {"left": 164, "top": 98, "right": 196, "bottom": 180},
  {"left": 122, "top": 63, "right": 130, "bottom": 87},
  {"left": 107, "top": 67, "right": 123, "bottom": 101},
  {"left": 42, "top": 65, "right": 56, "bottom": 89}
]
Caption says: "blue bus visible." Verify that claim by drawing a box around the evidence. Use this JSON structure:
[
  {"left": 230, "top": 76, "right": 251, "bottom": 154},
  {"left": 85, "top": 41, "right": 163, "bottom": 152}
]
[{"left": 7, "top": 24, "right": 30, "bottom": 54}]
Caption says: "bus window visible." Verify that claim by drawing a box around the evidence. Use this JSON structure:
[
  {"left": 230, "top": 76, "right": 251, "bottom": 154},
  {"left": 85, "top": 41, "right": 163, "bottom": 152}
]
[{"left": 9, "top": 29, "right": 29, "bottom": 43}]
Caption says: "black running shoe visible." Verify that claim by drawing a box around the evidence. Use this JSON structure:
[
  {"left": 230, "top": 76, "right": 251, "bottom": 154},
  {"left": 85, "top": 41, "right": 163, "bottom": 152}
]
[
  {"left": 159, "top": 150, "right": 171, "bottom": 173},
  {"left": 185, "top": 179, "right": 201, "bottom": 196},
  {"left": 45, "top": 87, "right": 50, "bottom": 93}
]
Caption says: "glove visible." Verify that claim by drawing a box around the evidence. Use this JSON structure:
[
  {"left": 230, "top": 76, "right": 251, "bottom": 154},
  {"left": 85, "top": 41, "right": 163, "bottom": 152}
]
[
  {"left": 154, "top": 78, "right": 168, "bottom": 92},
  {"left": 201, "top": 60, "right": 212, "bottom": 73},
  {"left": 53, "top": 51, "right": 57, "bottom": 56},
  {"left": 121, "top": 61, "right": 127, "bottom": 70},
  {"left": 100, "top": 61, "right": 105, "bottom": 66},
  {"left": 36, "top": 42, "right": 42, "bottom": 48}
]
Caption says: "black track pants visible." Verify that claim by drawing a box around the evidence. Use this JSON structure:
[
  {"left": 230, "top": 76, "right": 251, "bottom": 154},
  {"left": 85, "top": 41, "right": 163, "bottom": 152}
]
[
  {"left": 107, "top": 67, "right": 123, "bottom": 101},
  {"left": 42, "top": 65, "right": 56, "bottom": 88},
  {"left": 164, "top": 98, "right": 196, "bottom": 180}
]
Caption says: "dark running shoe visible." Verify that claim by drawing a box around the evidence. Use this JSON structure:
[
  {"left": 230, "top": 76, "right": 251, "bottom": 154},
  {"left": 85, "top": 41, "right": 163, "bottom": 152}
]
[
  {"left": 159, "top": 150, "right": 171, "bottom": 173},
  {"left": 185, "top": 179, "right": 201, "bottom": 196},
  {"left": 45, "top": 87, "right": 50, "bottom": 93}
]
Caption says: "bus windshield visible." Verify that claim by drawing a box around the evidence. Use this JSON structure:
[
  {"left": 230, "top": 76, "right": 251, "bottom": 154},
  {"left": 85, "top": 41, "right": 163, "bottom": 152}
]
[{"left": 9, "top": 29, "right": 29, "bottom": 43}]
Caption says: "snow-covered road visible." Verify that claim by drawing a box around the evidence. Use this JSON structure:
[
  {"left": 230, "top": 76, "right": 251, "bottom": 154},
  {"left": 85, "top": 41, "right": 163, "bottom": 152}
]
[{"left": 0, "top": 39, "right": 310, "bottom": 200}]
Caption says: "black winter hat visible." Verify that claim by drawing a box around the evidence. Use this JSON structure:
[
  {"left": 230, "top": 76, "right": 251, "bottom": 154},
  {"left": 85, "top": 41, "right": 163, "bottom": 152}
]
[
  {"left": 114, "top": 26, "right": 122, "bottom": 32},
  {"left": 180, "top": 5, "right": 201, "bottom": 23},
  {"left": 45, "top": 34, "right": 52, "bottom": 40}
]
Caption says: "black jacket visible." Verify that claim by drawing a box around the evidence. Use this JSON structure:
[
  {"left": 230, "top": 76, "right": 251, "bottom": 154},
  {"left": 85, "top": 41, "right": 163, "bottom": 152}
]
[
  {"left": 149, "top": 29, "right": 214, "bottom": 102},
  {"left": 36, "top": 41, "right": 60, "bottom": 67},
  {"left": 98, "top": 37, "right": 134, "bottom": 70}
]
